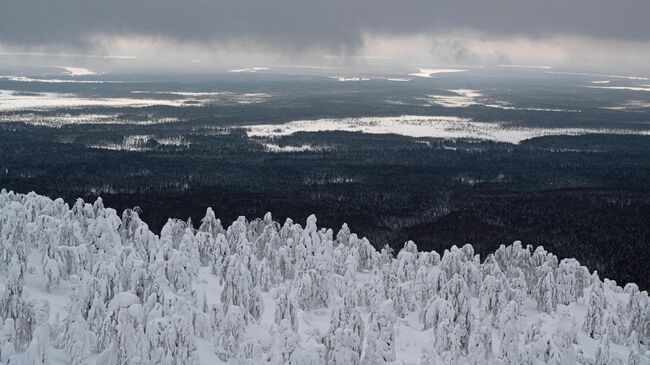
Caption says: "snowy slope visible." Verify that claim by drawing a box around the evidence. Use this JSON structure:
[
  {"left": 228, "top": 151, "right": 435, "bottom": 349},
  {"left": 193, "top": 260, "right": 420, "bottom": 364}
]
[{"left": 0, "top": 189, "right": 648, "bottom": 364}]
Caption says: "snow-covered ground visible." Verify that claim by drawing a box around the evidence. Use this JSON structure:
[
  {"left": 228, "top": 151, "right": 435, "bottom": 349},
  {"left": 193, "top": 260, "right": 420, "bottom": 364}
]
[
  {"left": 498, "top": 65, "right": 552, "bottom": 70},
  {"left": 423, "top": 89, "right": 581, "bottom": 113},
  {"left": 409, "top": 69, "right": 467, "bottom": 78},
  {"left": 1, "top": 76, "right": 118, "bottom": 84},
  {"left": 329, "top": 77, "right": 371, "bottom": 82},
  {"left": 228, "top": 67, "right": 271, "bottom": 73},
  {"left": 0, "top": 190, "right": 648, "bottom": 365},
  {"left": 244, "top": 115, "right": 650, "bottom": 144},
  {"left": 0, "top": 89, "right": 271, "bottom": 113},
  {"left": 0, "top": 90, "right": 193, "bottom": 111},
  {"left": 59, "top": 67, "right": 97, "bottom": 76},
  {"left": 586, "top": 86, "right": 650, "bottom": 92}
]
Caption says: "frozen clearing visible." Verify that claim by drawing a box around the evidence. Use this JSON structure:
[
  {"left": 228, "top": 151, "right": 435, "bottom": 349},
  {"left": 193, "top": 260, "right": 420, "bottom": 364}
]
[
  {"left": 0, "top": 90, "right": 193, "bottom": 111},
  {"left": 586, "top": 85, "right": 650, "bottom": 92},
  {"left": 409, "top": 68, "right": 467, "bottom": 78},
  {"left": 244, "top": 115, "right": 650, "bottom": 144},
  {"left": 59, "top": 66, "right": 97, "bottom": 76},
  {"left": 228, "top": 67, "right": 270, "bottom": 73},
  {"left": 424, "top": 89, "right": 581, "bottom": 113},
  {"left": 0, "top": 89, "right": 271, "bottom": 113}
]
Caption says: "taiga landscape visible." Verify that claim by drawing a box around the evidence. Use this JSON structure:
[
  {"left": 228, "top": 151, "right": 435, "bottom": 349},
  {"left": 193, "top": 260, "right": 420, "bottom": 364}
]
[{"left": 1, "top": 0, "right": 650, "bottom": 364}]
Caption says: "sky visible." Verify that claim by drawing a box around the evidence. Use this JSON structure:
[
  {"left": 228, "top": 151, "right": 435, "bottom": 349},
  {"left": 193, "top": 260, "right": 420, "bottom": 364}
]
[{"left": 1, "top": 0, "right": 650, "bottom": 75}]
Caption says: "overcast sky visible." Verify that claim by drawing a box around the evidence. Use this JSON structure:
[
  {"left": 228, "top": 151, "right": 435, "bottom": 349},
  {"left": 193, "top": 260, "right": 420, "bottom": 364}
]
[{"left": 1, "top": 0, "right": 650, "bottom": 74}]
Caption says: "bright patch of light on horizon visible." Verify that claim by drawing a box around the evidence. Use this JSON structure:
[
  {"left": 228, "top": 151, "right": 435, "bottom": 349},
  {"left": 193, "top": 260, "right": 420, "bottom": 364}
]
[
  {"left": 131, "top": 91, "right": 231, "bottom": 97},
  {"left": 59, "top": 66, "right": 97, "bottom": 76},
  {"left": 329, "top": 76, "right": 370, "bottom": 82},
  {"left": 0, "top": 51, "right": 136, "bottom": 59},
  {"left": 228, "top": 67, "right": 270, "bottom": 73},
  {"left": 498, "top": 64, "right": 552, "bottom": 70},
  {"left": 1, "top": 76, "right": 120, "bottom": 84},
  {"left": 585, "top": 85, "right": 650, "bottom": 92},
  {"left": 546, "top": 71, "right": 649, "bottom": 81},
  {"left": 409, "top": 68, "right": 467, "bottom": 78},
  {"left": 601, "top": 101, "right": 650, "bottom": 110}
]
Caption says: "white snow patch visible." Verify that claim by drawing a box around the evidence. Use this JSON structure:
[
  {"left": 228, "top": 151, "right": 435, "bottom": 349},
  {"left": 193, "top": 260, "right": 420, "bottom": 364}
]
[
  {"left": 409, "top": 68, "right": 467, "bottom": 78},
  {"left": 89, "top": 135, "right": 189, "bottom": 151},
  {"left": 245, "top": 115, "right": 650, "bottom": 144},
  {"left": 262, "top": 143, "right": 328, "bottom": 153},
  {"left": 385, "top": 77, "right": 412, "bottom": 82},
  {"left": 601, "top": 101, "right": 650, "bottom": 111},
  {"left": 427, "top": 89, "right": 483, "bottom": 108},
  {"left": 0, "top": 89, "right": 199, "bottom": 111},
  {"left": 131, "top": 90, "right": 271, "bottom": 105},
  {"left": 131, "top": 91, "right": 231, "bottom": 97},
  {"left": 1, "top": 76, "right": 120, "bottom": 84},
  {"left": 498, "top": 64, "right": 553, "bottom": 70},
  {"left": 59, "top": 66, "right": 96, "bottom": 76},
  {"left": 0, "top": 113, "right": 180, "bottom": 127},
  {"left": 329, "top": 76, "right": 371, "bottom": 82},
  {"left": 228, "top": 67, "right": 270, "bottom": 73},
  {"left": 425, "top": 90, "right": 581, "bottom": 113},
  {"left": 586, "top": 85, "right": 650, "bottom": 92},
  {"left": 546, "top": 71, "right": 649, "bottom": 81}
]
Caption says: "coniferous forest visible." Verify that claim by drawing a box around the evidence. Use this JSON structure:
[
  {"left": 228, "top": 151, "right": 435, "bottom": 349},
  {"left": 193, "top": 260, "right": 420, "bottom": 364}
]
[{"left": 0, "top": 190, "right": 648, "bottom": 364}]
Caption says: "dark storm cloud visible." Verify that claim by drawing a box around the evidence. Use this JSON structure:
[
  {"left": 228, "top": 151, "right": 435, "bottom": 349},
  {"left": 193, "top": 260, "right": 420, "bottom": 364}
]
[{"left": 1, "top": 0, "right": 650, "bottom": 50}]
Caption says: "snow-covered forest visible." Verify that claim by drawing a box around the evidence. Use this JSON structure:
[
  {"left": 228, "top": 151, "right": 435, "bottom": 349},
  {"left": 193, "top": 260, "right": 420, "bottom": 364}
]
[{"left": 0, "top": 189, "right": 648, "bottom": 364}]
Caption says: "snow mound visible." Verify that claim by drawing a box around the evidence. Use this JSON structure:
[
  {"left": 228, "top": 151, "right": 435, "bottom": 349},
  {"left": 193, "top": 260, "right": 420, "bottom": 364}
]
[{"left": 0, "top": 189, "right": 648, "bottom": 364}]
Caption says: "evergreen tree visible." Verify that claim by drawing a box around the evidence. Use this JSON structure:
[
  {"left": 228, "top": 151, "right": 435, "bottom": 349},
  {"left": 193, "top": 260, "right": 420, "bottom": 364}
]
[{"left": 584, "top": 276, "right": 607, "bottom": 339}]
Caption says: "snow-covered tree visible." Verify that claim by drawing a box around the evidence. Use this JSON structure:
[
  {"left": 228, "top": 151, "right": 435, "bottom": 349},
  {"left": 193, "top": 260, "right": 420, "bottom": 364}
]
[
  {"left": 584, "top": 276, "right": 607, "bottom": 339},
  {"left": 294, "top": 268, "right": 330, "bottom": 311},
  {"left": 328, "top": 328, "right": 360, "bottom": 365},
  {"left": 274, "top": 288, "right": 299, "bottom": 333},
  {"left": 468, "top": 324, "right": 492, "bottom": 365},
  {"left": 0, "top": 254, "right": 33, "bottom": 351},
  {"left": 0, "top": 190, "right": 648, "bottom": 365},
  {"left": 393, "top": 283, "right": 416, "bottom": 318},
  {"left": 594, "top": 336, "right": 611, "bottom": 365},
  {"left": 535, "top": 264, "right": 558, "bottom": 313},
  {"left": 556, "top": 259, "right": 580, "bottom": 305},
  {"left": 221, "top": 254, "right": 263, "bottom": 321},
  {"left": 627, "top": 350, "right": 641, "bottom": 365},
  {"left": 270, "top": 319, "right": 300, "bottom": 365},
  {"left": 214, "top": 305, "right": 246, "bottom": 361},
  {"left": 362, "top": 301, "right": 396, "bottom": 364},
  {"left": 23, "top": 299, "right": 50, "bottom": 365},
  {"left": 479, "top": 274, "right": 510, "bottom": 325},
  {"left": 146, "top": 315, "right": 199, "bottom": 365},
  {"left": 441, "top": 274, "right": 472, "bottom": 351},
  {"left": 498, "top": 301, "right": 520, "bottom": 365},
  {"left": 97, "top": 292, "right": 147, "bottom": 364},
  {"left": 61, "top": 276, "right": 96, "bottom": 365}
]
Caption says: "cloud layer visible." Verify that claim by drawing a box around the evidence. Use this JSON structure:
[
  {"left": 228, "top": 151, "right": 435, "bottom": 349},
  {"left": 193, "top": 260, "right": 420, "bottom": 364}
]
[
  {"left": 1, "top": 0, "right": 650, "bottom": 74},
  {"left": 2, "top": 0, "right": 650, "bottom": 48}
]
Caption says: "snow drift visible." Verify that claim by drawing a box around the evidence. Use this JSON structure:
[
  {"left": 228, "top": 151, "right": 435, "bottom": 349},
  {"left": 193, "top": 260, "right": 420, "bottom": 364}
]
[{"left": 0, "top": 189, "right": 648, "bottom": 364}]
